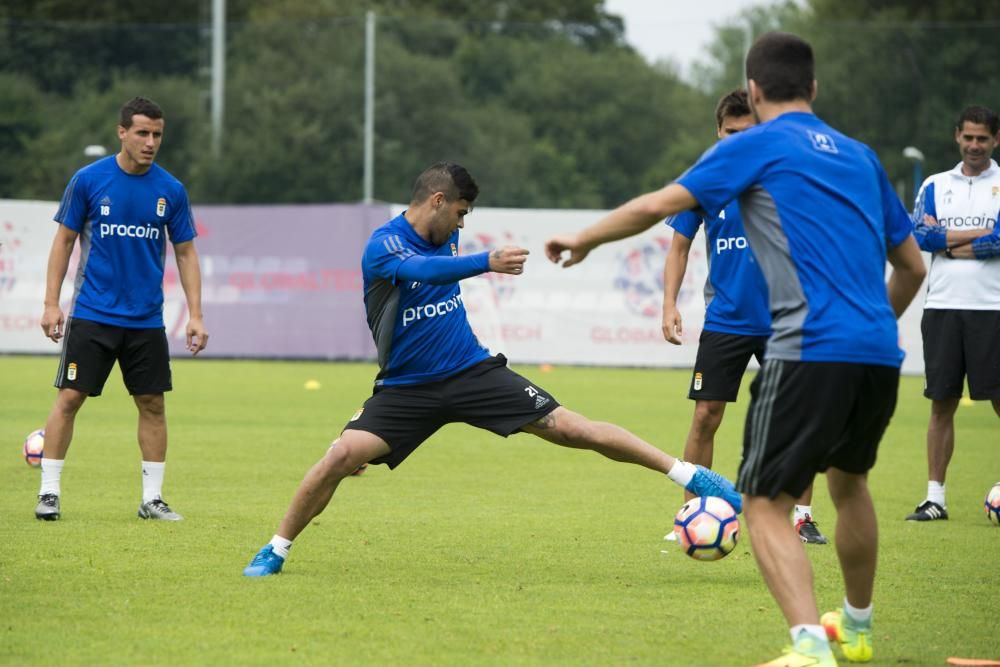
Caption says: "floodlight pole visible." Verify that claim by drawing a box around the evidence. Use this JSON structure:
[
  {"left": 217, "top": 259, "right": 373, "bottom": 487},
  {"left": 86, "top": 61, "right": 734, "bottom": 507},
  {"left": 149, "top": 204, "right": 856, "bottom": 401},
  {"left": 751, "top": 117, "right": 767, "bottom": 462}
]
[
  {"left": 902, "top": 146, "right": 924, "bottom": 202},
  {"left": 363, "top": 10, "right": 376, "bottom": 203},
  {"left": 211, "top": 0, "right": 226, "bottom": 158}
]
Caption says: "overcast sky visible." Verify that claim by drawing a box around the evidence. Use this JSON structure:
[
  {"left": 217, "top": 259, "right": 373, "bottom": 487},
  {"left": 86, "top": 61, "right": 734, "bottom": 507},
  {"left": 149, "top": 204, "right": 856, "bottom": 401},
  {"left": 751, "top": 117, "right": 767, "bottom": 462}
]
[{"left": 603, "top": 0, "right": 767, "bottom": 74}]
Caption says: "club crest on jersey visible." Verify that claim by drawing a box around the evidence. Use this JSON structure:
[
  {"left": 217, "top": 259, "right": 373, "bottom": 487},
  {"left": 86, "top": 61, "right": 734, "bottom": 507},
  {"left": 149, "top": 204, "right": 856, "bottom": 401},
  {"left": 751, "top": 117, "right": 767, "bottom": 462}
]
[
  {"left": 99, "top": 196, "right": 112, "bottom": 217},
  {"left": 67, "top": 362, "right": 78, "bottom": 381},
  {"left": 156, "top": 197, "right": 167, "bottom": 217},
  {"left": 450, "top": 243, "right": 458, "bottom": 256},
  {"left": 693, "top": 372, "right": 703, "bottom": 391},
  {"left": 993, "top": 186, "right": 999, "bottom": 197},
  {"left": 808, "top": 130, "right": 838, "bottom": 154}
]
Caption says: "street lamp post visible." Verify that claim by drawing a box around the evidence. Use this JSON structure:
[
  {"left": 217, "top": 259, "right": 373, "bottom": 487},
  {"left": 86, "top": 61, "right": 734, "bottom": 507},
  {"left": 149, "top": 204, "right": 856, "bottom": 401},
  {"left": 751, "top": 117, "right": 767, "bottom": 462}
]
[
  {"left": 83, "top": 145, "right": 107, "bottom": 159},
  {"left": 902, "top": 146, "right": 925, "bottom": 202}
]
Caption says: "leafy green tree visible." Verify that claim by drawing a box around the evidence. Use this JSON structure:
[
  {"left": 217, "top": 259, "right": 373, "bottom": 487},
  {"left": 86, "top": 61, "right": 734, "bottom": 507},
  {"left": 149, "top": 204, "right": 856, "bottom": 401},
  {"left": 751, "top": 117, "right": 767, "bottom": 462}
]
[{"left": 690, "top": 0, "right": 1000, "bottom": 203}]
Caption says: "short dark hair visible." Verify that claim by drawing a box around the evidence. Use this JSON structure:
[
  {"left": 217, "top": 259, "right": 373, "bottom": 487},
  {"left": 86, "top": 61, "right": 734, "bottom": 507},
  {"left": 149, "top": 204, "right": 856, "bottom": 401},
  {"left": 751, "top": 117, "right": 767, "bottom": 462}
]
[
  {"left": 745, "top": 32, "right": 814, "bottom": 103},
  {"left": 956, "top": 105, "right": 999, "bottom": 135},
  {"left": 715, "top": 89, "right": 751, "bottom": 129},
  {"left": 410, "top": 162, "right": 479, "bottom": 204},
  {"left": 119, "top": 96, "right": 163, "bottom": 129}
]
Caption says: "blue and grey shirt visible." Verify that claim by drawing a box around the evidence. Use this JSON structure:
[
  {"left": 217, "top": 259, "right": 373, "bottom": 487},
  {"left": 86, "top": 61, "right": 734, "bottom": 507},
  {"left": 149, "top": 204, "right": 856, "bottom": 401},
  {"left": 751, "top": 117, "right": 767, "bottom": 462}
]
[
  {"left": 677, "top": 112, "right": 912, "bottom": 367},
  {"left": 666, "top": 202, "right": 771, "bottom": 337},
  {"left": 55, "top": 156, "right": 196, "bottom": 328},
  {"left": 362, "top": 213, "right": 492, "bottom": 386}
]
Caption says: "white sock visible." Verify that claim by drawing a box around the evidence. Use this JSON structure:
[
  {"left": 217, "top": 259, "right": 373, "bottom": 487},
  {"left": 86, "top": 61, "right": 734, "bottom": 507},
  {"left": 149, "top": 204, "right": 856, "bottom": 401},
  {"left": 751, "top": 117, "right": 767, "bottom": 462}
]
[
  {"left": 790, "top": 624, "right": 831, "bottom": 651},
  {"left": 269, "top": 535, "right": 293, "bottom": 559},
  {"left": 927, "top": 481, "right": 945, "bottom": 507},
  {"left": 666, "top": 460, "right": 696, "bottom": 488},
  {"left": 39, "top": 458, "right": 65, "bottom": 496},
  {"left": 843, "top": 598, "right": 873, "bottom": 624},
  {"left": 141, "top": 461, "right": 166, "bottom": 503},
  {"left": 794, "top": 505, "right": 812, "bottom": 522}
]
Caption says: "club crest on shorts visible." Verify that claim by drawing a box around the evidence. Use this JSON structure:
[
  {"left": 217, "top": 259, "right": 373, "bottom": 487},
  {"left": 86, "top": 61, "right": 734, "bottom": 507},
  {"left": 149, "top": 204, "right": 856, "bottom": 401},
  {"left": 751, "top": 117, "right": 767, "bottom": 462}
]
[
  {"left": 349, "top": 408, "right": 364, "bottom": 421},
  {"left": 67, "top": 362, "right": 78, "bottom": 381},
  {"left": 693, "top": 372, "right": 703, "bottom": 391},
  {"left": 156, "top": 197, "right": 167, "bottom": 217}
]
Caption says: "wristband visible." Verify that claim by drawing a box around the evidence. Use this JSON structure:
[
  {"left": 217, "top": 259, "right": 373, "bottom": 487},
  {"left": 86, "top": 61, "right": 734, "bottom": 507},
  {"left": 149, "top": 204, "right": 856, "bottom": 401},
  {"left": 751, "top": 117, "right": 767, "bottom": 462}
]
[{"left": 944, "top": 247, "right": 954, "bottom": 259}]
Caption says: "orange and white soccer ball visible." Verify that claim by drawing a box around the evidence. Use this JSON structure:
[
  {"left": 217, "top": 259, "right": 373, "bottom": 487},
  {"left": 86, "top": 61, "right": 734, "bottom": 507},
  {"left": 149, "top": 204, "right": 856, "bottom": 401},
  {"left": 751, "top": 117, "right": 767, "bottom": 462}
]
[
  {"left": 23, "top": 429, "right": 44, "bottom": 468},
  {"left": 673, "top": 496, "right": 740, "bottom": 561},
  {"left": 984, "top": 482, "right": 1000, "bottom": 526}
]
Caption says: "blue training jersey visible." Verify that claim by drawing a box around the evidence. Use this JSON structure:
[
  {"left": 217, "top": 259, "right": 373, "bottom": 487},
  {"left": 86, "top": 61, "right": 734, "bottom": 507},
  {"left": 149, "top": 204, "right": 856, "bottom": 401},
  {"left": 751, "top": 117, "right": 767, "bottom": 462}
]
[
  {"left": 362, "top": 213, "right": 491, "bottom": 386},
  {"left": 677, "top": 112, "right": 912, "bottom": 367},
  {"left": 55, "top": 156, "right": 196, "bottom": 328},
  {"left": 666, "top": 202, "right": 771, "bottom": 336}
]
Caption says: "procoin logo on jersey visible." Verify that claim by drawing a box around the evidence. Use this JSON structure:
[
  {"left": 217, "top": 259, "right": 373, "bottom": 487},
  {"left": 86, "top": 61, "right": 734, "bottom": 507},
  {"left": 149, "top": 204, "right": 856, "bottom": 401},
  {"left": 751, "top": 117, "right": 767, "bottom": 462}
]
[
  {"left": 401, "top": 293, "right": 465, "bottom": 326},
  {"left": 67, "top": 362, "right": 78, "bottom": 381},
  {"left": 693, "top": 372, "right": 703, "bottom": 391},
  {"left": 715, "top": 236, "right": 749, "bottom": 254},
  {"left": 99, "top": 222, "right": 161, "bottom": 240},
  {"left": 156, "top": 197, "right": 167, "bottom": 217}
]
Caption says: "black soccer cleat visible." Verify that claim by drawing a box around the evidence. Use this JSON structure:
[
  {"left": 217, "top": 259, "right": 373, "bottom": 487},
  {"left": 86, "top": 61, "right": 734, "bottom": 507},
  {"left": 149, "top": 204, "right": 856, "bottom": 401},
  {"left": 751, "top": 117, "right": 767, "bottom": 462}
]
[
  {"left": 795, "top": 515, "right": 829, "bottom": 544},
  {"left": 905, "top": 500, "right": 948, "bottom": 521}
]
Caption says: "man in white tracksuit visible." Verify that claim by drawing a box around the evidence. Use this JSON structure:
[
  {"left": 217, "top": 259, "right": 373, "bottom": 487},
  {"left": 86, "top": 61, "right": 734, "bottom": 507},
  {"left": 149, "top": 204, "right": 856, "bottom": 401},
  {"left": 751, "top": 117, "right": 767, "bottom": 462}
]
[{"left": 907, "top": 105, "right": 1000, "bottom": 522}]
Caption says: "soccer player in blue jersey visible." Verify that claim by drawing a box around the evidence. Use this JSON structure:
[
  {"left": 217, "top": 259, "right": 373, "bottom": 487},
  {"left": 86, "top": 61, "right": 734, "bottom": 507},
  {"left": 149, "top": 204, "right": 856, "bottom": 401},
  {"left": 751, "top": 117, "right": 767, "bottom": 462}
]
[
  {"left": 35, "top": 97, "right": 208, "bottom": 522},
  {"left": 545, "top": 33, "right": 926, "bottom": 666},
  {"left": 243, "top": 162, "right": 741, "bottom": 577},
  {"left": 663, "top": 89, "right": 827, "bottom": 546}
]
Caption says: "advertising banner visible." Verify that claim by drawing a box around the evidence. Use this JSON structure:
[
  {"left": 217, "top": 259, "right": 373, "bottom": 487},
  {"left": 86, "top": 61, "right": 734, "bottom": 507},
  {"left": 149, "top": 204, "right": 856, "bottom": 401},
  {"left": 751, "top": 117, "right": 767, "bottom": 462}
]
[{"left": 2, "top": 199, "right": 926, "bottom": 373}]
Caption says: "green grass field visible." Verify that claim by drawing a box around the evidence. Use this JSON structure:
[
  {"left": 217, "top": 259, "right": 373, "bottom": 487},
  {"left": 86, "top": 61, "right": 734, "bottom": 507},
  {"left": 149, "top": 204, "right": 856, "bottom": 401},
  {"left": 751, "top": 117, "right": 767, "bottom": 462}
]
[{"left": 1, "top": 355, "right": 997, "bottom": 666}]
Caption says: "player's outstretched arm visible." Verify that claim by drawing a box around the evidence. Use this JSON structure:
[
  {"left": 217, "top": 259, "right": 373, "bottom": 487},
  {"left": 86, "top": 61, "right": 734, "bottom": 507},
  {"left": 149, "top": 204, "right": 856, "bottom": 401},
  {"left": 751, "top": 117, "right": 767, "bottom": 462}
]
[
  {"left": 40, "top": 224, "right": 78, "bottom": 342},
  {"left": 886, "top": 235, "right": 926, "bottom": 318},
  {"left": 395, "top": 246, "right": 528, "bottom": 284},
  {"left": 174, "top": 240, "right": 209, "bottom": 355},
  {"left": 544, "top": 183, "right": 698, "bottom": 268},
  {"left": 662, "top": 233, "right": 692, "bottom": 345}
]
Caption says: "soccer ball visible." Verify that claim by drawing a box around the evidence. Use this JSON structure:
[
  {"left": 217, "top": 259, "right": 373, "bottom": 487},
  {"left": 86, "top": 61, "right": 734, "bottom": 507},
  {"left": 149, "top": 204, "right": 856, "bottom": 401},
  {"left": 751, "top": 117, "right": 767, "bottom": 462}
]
[
  {"left": 23, "top": 429, "right": 45, "bottom": 467},
  {"left": 673, "top": 496, "right": 740, "bottom": 561},
  {"left": 984, "top": 482, "right": 1000, "bottom": 526}
]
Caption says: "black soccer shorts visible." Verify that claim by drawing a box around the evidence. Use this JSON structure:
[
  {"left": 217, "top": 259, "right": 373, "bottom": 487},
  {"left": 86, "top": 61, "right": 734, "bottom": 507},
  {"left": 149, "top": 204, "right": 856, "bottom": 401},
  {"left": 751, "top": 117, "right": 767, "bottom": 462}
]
[
  {"left": 922, "top": 309, "right": 1000, "bottom": 400},
  {"left": 688, "top": 330, "right": 768, "bottom": 402},
  {"left": 737, "top": 359, "right": 899, "bottom": 499},
  {"left": 55, "top": 318, "right": 173, "bottom": 396},
  {"left": 343, "top": 354, "right": 560, "bottom": 469}
]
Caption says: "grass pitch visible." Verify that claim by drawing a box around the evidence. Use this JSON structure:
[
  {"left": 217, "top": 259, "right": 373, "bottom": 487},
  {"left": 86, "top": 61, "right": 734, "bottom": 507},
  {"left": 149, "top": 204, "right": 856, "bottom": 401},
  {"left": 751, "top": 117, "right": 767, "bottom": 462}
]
[{"left": 1, "top": 355, "right": 998, "bottom": 666}]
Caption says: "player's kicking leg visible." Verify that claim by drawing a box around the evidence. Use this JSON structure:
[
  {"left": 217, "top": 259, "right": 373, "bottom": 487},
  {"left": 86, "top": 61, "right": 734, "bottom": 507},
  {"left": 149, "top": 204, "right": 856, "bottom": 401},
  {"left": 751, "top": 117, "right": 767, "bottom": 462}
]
[{"left": 520, "top": 406, "right": 742, "bottom": 512}]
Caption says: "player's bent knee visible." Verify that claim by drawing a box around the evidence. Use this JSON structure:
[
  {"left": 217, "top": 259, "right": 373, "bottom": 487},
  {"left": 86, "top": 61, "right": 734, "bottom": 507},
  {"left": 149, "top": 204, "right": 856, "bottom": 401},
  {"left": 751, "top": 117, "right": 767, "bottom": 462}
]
[{"left": 319, "top": 443, "right": 360, "bottom": 478}]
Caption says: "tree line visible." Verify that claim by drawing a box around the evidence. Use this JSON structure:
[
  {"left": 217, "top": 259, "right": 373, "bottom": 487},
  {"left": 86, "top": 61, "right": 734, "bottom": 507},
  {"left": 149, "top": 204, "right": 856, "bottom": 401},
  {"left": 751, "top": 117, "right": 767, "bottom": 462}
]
[{"left": 1, "top": 0, "right": 996, "bottom": 208}]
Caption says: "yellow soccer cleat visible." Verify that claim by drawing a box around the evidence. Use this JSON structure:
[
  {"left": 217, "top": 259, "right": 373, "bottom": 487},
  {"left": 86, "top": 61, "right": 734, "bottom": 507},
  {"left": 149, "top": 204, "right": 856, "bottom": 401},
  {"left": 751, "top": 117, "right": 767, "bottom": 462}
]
[
  {"left": 821, "top": 609, "right": 873, "bottom": 662},
  {"left": 755, "top": 634, "right": 839, "bottom": 667}
]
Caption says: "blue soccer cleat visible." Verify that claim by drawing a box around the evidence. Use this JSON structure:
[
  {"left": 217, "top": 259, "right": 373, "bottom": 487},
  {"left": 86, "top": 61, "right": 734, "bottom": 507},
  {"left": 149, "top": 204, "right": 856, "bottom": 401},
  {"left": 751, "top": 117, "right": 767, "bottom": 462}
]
[
  {"left": 685, "top": 465, "right": 743, "bottom": 514},
  {"left": 243, "top": 544, "right": 285, "bottom": 577}
]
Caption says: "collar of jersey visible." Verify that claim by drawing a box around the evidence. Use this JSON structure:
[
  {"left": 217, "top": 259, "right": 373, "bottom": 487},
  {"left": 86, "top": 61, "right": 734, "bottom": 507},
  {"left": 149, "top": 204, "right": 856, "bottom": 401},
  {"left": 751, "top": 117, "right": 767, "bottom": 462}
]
[{"left": 948, "top": 159, "right": 998, "bottom": 181}]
